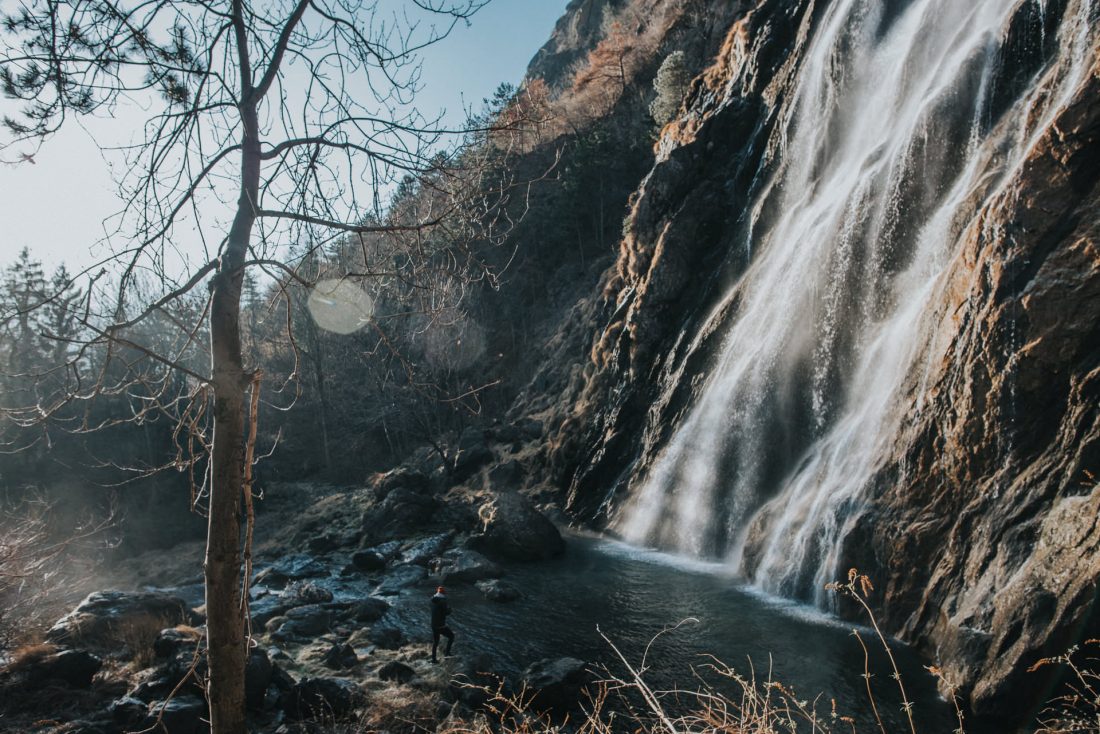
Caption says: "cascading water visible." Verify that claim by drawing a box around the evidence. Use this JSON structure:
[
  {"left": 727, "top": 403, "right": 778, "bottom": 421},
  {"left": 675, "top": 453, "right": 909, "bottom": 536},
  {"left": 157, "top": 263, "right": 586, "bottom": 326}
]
[{"left": 616, "top": 0, "right": 1094, "bottom": 604}]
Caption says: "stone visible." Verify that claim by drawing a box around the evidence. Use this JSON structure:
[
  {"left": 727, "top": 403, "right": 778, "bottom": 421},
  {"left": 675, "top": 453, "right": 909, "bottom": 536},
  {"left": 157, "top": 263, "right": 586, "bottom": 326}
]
[
  {"left": 377, "top": 660, "right": 415, "bottom": 683},
  {"left": 153, "top": 627, "right": 201, "bottom": 659},
  {"left": 281, "top": 580, "right": 334, "bottom": 605},
  {"left": 347, "top": 596, "right": 390, "bottom": 623},
  {"left": 108, "top": 696, "right": 146, "bottom": 724},
  {"left": 22, "top": 649, "right": 102, "bottom": 688},
  {"left": 453, "top": 427, "right": 493, "bottom": 480},
  {"left": 146, "top": 695, "right": 209, "bottom": 734},
  {"left": 46, "top": 591, "right": 191, "bottom": 646},
  {"left": 437, "top": 549, "right": 502, "bottom": 584},
  {"left": 351, "top": 550, "right": 386, "bottom": 572},
  {"left": 273, "top": 604, "right": 332, "bottom": 638},
  {"left": 471, "top": 492, "right": 565, "bottom": 561},
  {"left": 363, "top": 488, "right": 439, "bottom": 541},
  {"left": 321, "top": 642, "right": 358, "bottom": 670},
  {"left": 368, "top": 625, "right": 404, "bottom": 650},
  {"left": 521, "top": 657, "right": 590, "bottom": 711},
  {"left": 488, "top": 459, "right": 525, "bottom": 489},
  {"left": 448, "top": 652, "right": 506, "bottom": 709},
  {"left": 476, "top": 579, "right": 521, "bottom": 602},
  {"left": 253, "top": 554, "right": 328, "bottom": 588},
  {"left": 283, "top": 677, "right": 363, "bottom": 720},
  {"left": 245, "top": 648, "right": 274, "bottom": 710},
  {"left": 374, "top": 565, "right": 427, "bottom": 595},
  {"left": 401, "top": 532, "right": 454, "bottom": 566}
]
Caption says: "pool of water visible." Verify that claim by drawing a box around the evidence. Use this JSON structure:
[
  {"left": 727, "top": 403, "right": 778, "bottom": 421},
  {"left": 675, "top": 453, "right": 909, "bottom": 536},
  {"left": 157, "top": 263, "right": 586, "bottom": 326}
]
[{"left": 379, "top": 532, "right": 965, "bottom": 731}]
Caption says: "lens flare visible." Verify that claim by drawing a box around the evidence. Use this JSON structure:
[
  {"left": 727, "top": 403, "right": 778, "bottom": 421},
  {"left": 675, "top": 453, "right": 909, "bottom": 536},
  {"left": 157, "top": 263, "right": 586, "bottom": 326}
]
[{"left": 306, "top": 279, "right": 374, "bottom": 335}]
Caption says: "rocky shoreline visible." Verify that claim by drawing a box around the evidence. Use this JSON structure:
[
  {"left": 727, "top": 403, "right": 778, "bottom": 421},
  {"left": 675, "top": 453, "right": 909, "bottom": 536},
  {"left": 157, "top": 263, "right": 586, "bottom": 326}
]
[{"left": 0, "top": 452, "right": 589, "bottom": 734}]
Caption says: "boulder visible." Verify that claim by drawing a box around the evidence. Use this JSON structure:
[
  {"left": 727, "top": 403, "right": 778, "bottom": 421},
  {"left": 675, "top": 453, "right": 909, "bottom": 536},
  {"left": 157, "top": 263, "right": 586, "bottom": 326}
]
[
  {"left": 21, "top": 648, "right": 102, "bottom": 688},
  {"left": 272, "top": 604, "right": 332, "bottom": 639},
  {"left": 521, "top": 657, "right": 590, "bottom": 712},
  {"left": 370, "top": 466, "right": 434, "bottom": 500},
  {"left": 476, "top": 579, "right": 521, "bottom": 602},
  {"left": 488, "top": 459, "right": 525, "bottom": 489},
  {"left": 321, "top": 642, "right": 358, "bottom": 670},
  {"left": 46, "top": 591, "right": 191, "bottom": 646},
  {"left": 471, "top": 492, "right": 565, "bottom": 561},
  {"left": 153, "top": 627, "right": 202, "bottom": 659},
  {"left": 368, "top": 625, "right": 405, "bottom": 650},
  {"left": 401, "top": 532, "right": 454, "bottom": 566},
  {"left": 453, "top": 428, "right": 493, "bottom": 480},
  {"left": 146, "top": 695, "right": 209, "bottom": 734},
  {"left": 350, "top": 549, "right": 386, "bottom": 572},
  {"left": 281, "top": 580, "right": 334, "bottom": 605},
  {"left": 253, "top": 554, "right": 328, "bottom": 588},
  {"left": 108, "top": 696, "right": 146, "bottom": 725},
  {"left": 377, "top": 660, "right": 415, "bottom": 683},
  {"left": 438, "top": 549, "right": 502, "bottom": 584},
  {"left": 363, "top": 488, "right": 439, "bottom": 540},
  {"left": 245, "top": 648, "right": 274, "bottom": 710},
  {"left": 347, "top": 596, "right": 390, "bottom": 623},
  {"left": 283, "top": 677, "right": 363, "bottom": 720},
  {"left": 448, "top": 652, "right": 507, "bottom": 709}
]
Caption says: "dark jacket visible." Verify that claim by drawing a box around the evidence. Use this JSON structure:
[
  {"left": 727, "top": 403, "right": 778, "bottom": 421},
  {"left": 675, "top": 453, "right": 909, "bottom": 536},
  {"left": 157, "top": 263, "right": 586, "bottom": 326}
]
[{"left": 431, "top": 593, "right": 450, "bottom": 629}]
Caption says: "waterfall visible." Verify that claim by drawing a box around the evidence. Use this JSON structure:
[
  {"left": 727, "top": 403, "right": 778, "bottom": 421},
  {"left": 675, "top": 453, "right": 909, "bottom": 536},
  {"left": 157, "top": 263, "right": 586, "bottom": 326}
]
[{"left": 615, "top": 0, "right": 1094, "bottom": 604}]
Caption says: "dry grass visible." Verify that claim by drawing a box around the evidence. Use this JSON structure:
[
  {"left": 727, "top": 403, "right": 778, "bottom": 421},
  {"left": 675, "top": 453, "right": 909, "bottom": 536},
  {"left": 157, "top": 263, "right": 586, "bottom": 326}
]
[
  {"left": 3, "top": 639, "right": 57, "bottom": 671},
  {"left": 116, "top": 613, "right": 173, "bottom": 670}
]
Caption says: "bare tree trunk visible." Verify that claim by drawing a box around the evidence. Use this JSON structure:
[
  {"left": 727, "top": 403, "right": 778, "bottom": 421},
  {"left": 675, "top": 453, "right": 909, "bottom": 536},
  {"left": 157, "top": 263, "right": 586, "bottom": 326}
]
[
  {"left": 205, "top": 87, "right": 260, "bottom": 733},
  {"left": 206, "top": 272, "right": 246, "bottom": 734}
]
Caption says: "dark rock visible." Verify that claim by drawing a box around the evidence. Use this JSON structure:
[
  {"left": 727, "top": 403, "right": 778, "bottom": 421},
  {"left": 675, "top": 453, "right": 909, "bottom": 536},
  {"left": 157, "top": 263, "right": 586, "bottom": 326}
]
[
  {"left": 245, "top": 648, "right": 274, "bottom": 710},
  {"left": 273, "top": 604, "right": 332, "bottom": 638},
  {"left": 108, "top": 696, "right": 146, "bottom": 724},
  {"left": 476, "top": 579, "right": 521, "bottom": 602},
  {"left": 401, "top": 532, "right": 454, "bottom": 565},
  {"left": 370, "top": 466, "right": 433, "bottom": 500},
  {"left": 448, "top": 652, "right": 507, "bottom": 709},
  {"left": 307, "top": 532, "right": 341, "bottom": 553},
  {"left": 517, "top": 418, "right": 543, "bottom": 439},
  {"left": 321, "top": 642, "right": 358, "bottom": 670},
  {"left": 282, "top": 580, "right": 334, "bottom": 605},
  {"left": 374, "top": 564, "right": 427, "bottom": 595},
  {"left": 46, "top": 591, "right": 191, "bottom": 646},
  {"left": 283, "top": 677, "right": 363, "bottom": 720},
  {"left": 488, "top": 459, "right": 525, "bottom": 489},
  {"left": 347, "top": 596, "right": 390, "bottom": 623},
  {"left": 453, "top": 428, "right": 493, "bottom": 480},
  {"left": 438, "top": 549, "right": 502, "bottom": 584},
  {"left": 368, "top": 625, "right": 405, "bottom": 650},
  {"left": 377, "top": 660, "right": 415, "bottom": 683},
  {"left": 363, "top": 488, "right": 439, "bottom": 541},
  {"left": 253, "top": 554, "right": 328, "bottom": 588},
  {"left": 154, "top": 627, "right": 201, "bottom": 659},
  {"left": 471, "top": 492, "right": 565, "bottom": 561},
  {"left": 351, "top": 550, "right": 386, "bottom": 572},
  {"left": 521, "top": 657, "right": 590, "bottom": 711},
  {"left": 146, "top": 694, "right": 209, "bottom": 734},
  {"left": 23, "top": 649, "right": 102, "bottom": 688}
]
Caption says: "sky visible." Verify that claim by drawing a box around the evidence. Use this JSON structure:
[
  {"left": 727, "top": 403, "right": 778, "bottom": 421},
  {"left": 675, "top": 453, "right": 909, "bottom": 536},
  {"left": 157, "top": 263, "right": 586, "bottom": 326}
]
[{"left": 0, "top": 0, "right": 570, "bottom": 274}]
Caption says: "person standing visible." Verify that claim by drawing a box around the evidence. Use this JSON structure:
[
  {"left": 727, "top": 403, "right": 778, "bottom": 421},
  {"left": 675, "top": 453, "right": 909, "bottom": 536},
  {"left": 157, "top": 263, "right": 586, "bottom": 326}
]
[{"left": 431, "top": 586, "right": 455, "bottom": 663}]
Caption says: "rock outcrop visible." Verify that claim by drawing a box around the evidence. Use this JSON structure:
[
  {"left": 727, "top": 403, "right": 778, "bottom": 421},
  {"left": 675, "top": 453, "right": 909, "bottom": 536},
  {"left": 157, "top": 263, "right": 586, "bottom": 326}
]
[{"left": 528, "top": 0, "right": 1099, "bottom": 724}]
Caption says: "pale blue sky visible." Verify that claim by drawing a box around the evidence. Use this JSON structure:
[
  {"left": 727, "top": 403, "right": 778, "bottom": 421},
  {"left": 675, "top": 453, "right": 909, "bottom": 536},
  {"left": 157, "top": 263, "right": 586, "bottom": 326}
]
[{"left": 0, "top": 0, "right": 569, "bottom": 273}]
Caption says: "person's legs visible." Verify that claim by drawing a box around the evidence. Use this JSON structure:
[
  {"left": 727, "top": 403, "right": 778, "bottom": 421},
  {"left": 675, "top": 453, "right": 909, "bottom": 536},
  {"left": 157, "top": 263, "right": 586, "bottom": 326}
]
[
  {"left": 432, "top": 628, "right": 442, "bottom": 662},
  {"left": 442, "top": 626, "right": 454, "bottom": 656}
]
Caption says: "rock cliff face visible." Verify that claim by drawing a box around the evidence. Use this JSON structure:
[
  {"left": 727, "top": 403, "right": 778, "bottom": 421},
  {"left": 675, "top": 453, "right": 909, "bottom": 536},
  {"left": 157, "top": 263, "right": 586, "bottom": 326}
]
[{"left": 526, "top": 0, "right": 1100, "bottom": 722}]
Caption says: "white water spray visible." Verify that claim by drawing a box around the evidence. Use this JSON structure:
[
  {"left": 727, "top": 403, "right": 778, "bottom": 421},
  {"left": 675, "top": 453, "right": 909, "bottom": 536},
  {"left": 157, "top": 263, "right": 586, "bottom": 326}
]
[{"left": 616, "top": 0, "right": 1095, "bottom": 603}]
